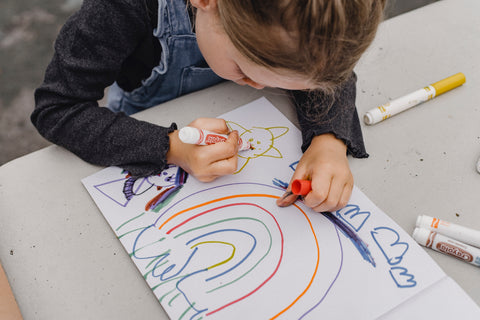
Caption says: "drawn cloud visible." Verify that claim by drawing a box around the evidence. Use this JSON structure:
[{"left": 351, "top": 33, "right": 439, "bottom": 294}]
[
  {"left": 389, "top": 267, "right": 417, "bottom": 288},
  {"left": 335, "top": 205, "right": 370, "bottom": 232},
  {"left": 370, "top": 227, "right": 409, "bottom": 265}
]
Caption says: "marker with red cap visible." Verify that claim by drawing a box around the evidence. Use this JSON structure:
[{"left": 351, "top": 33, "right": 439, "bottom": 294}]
[
  {"left": 291, "top": 179, "right": 311, "bottom": 196},
  {"left": 178, "top": 126, "right": 253, "bottom": 151},
  {"left": 290, "top": 180, "right": 376, "bottom": 267}
]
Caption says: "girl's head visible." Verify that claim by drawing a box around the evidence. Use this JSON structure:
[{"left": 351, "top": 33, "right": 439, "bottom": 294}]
[{"left": 192, "top": 0, "right": 386, "bottom": 92}]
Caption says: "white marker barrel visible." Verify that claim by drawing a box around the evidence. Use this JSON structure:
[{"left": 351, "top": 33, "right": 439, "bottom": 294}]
[
  {"left": 364, "top": 73, "right": 466, "bottom": 125},
  {"left": 178, "top": 126, "right": 251, "bottom": 151},
  {"left": 413, "top": 228, "right": 480, "bottom": 267},
  {"left": 364, "top": 86, "right": 435, "bottom": 125},
  {"left": 416, "top": 215, "right": 480, "bottom": 248}
]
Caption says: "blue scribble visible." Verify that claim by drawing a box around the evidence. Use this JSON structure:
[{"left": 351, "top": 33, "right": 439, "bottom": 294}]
[
  {"left": 389, "top": 267, "right": 417, "bottom": 288},
  {"left": 272, "top": 178, "right": 289, "bottom": 189},
  {"left": 335, "top": 205, "right": 370, "bottom": 232},
  {"left": 371, "top": 227, "right": 409, "bottom": 265},
  {"left": 322, "top": 212, "right": 376, "bottom": 267},
  {"left": 175, "top": 268, "right": 209, "bottom": 318},
  {"left": 157, "top": 247, "right": 199, "bottom": 281},
  {"left": 289, "top": 161, "right": 299, "bottom": 172}
]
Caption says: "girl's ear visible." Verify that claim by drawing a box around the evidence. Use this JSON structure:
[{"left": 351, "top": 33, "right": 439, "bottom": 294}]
[{"left": 190, "top": 0, "right": 217, "bottom": 11}]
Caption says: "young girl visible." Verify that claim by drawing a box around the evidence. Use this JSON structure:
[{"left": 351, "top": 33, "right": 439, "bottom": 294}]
[{"left": 32, "top": 0, "right": 386, "bottom": 213}]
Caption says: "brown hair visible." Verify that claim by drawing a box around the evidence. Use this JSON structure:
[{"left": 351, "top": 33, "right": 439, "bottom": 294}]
[{"left": 217, "top": 0, "right": 386, "bottom": 92}]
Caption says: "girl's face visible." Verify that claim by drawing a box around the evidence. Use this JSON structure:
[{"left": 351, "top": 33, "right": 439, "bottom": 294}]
[{"left": 192, "top": 1, "right": 316, "bottom": 91}]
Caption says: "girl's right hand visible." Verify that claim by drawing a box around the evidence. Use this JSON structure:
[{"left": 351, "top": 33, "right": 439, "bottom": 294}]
[{"left": 166, "top": 118, "right": 239, "bottom": 182}]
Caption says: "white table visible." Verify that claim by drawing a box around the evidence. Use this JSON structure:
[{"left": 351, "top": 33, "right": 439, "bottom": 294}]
[{"left": 1, "top": 0, "right": 479, "bottom": 318}]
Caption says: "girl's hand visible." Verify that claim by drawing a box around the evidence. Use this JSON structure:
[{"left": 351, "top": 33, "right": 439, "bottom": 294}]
[
  {"left": 276, "top": 133, "right": 353, "bottom": 212},
  {"left": 166, "top": 118, "right": 239, "bottom": 182}
]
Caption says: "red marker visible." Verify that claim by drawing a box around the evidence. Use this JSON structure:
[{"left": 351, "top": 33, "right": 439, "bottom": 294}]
[
  {"left": 291, "top": 179, "right": 311, "bottom": 196},
  {"left": 178, "top": 126, "right": 252, "bottom": 151}
]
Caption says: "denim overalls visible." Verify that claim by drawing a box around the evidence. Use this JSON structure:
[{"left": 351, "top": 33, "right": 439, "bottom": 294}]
[{"left": 107, "top": 0, "right": 224, "bottom": 115}]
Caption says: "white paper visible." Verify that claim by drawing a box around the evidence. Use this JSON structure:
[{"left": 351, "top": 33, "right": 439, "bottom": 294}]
[{"left": 82, "top": 98, "right": 480, "bottom": 319}]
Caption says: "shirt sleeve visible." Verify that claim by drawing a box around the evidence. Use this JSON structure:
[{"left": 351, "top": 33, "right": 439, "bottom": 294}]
[
  {"left": 289, "top": 72, "right": 369, "bottom": 158},
  {"left": 31, "top": 0, "right": 176, "bottom": 176},
  {"left": 32, "top": 0, "right": 173, "bottom": 177}
]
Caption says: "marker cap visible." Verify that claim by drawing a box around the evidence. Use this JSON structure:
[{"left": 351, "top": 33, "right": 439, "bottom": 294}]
[
  {"left": 412, "top": 227, "right": 431, "bottom": 246},
  {"left": 431, "top": 72, "right": 466, "bottom": 96},
  {"left": 291, "top": 179, "right": 311, "bottom": 196},
  {"left": 416, "top": 215, "right": 433, "bottom": 229},
  {"left": 178, "top": 126, "right": 201, "bottom": 144},
  {"left": 363, "top": 112, "right": 374, "bottom": 125}
]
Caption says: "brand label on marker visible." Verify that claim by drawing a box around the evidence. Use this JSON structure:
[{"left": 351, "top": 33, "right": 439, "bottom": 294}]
[
  {"left": 436, "top": 242, "right": 473, "bottom": 262},
  {"left": 426, "top": 231, "right": 436, "bottom": 247},
  {"left": 205, "top": 134, "right": 227, "bottom": 144}
]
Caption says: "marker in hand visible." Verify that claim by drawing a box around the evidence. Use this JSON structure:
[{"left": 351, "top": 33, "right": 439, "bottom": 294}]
[
  {"left": 291, "top": 179, "right": 311, "bottom": 196},
  {"left": 178, "top": 126, "right": 253, "bottom": 151}
]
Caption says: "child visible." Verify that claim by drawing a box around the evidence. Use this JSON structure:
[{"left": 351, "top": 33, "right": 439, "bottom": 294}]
[
  {"left": 32, "top": 0, "right": 386, "bottom": 213},
  {"left": 0, "top": 261, "right": 23, "bottom": 319}
]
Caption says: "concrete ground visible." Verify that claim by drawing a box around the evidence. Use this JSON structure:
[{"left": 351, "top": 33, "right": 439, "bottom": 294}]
[{"left": 0, "top": 0, "right": 439, "bottom": 166}]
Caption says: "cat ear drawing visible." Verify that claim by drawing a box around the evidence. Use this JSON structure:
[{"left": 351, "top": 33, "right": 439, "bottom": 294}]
[
  {"left": 227, "top": 121, "right": 250, "bottom": 133},
  {"left": 226, "top": 121, "right": 289, "bottom": 174},
  {"left": 266, "top": 126, "right": 289, "bottom": 140}
]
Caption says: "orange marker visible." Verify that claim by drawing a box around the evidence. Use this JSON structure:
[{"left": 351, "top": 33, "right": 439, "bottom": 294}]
[{"left": 291, "top": 179, "right": 311, "bottom": 196}]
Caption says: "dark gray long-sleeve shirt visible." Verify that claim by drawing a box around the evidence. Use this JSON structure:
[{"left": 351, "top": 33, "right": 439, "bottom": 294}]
[{"left": 32, "top": 0, "right": 367, "bottom": 177}]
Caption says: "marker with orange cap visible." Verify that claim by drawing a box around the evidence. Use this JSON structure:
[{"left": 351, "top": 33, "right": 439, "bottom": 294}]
[
  {"left": 364, "top": 72, "right": 466, "bottom": 125},
  {"left": 291, "top": 179, "right": 312, "bottom": 196},
  {"left": 291, "top": 179, "right": 376, "bottom": 267}
]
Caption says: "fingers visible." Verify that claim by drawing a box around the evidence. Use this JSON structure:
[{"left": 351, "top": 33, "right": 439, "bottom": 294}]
[
  {"left": 277, "top": 169, "right": 353, "bottom": 212},
  {"left": 276, "top": 167, "right": 307, "bottom": 207},
  {"left": 276, "top": 190, "right": 299, "bottom": 207},
  {"left": 189, "top": 118, "right": 230, "bottom": 134},
  {"left": 303, "top": 172, "right": 353, "bottom": 212},
  {"left": 187, "top": 130, "right": 240, "bottom": 182}
]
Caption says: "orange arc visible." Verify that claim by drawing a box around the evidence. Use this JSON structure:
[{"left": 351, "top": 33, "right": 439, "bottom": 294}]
[{"left": 157, "top": 193, "right": 320, "bottom": 319}]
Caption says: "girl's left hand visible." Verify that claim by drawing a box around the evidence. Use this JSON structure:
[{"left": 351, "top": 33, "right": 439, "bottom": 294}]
[{"left": 276, "top": 133, "right": 353, "bottom": 212}]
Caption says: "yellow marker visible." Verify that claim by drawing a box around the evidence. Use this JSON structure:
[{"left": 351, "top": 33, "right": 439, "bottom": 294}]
[{"left": 364, "top": 72, "right": 466, "bottom": 125}]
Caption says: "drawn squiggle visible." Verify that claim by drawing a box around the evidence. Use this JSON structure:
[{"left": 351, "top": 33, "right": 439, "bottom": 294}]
[
  {"left": 299, "top": 226, "right": 344, "bottom": 319},
  {"left": 173, "top": 216, "right": 273, "bottom": 294},
  {"left": 118, "top": 182, "right": 343, "bottom": 319},
  {"left": 156, "top": 192, "right": 321, "bottom": 319},
  {"left": 323, "top": 212, "right": 376, "bottom": 267},
  {"left": 158, "top": 198, "right": 287, "bottom": 317}
]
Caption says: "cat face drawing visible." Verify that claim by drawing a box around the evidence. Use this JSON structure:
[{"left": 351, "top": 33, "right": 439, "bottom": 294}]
[{"left": 227, "top": 121, "right": 289, "bottom": 173}]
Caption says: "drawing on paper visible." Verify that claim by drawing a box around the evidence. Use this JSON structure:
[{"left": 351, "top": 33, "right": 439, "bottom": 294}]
[
  {"left": 94, "top": 165, "right": 188, "bottom": 212},
  {"left": 83, "top": 98, "right": 449, "bottom": 320},
  {"left": 110, "top": 179, "right": 344, "bottom": 319},
  {"left": 88, "top": 164, "right": 418, "bottom": 319},
  {"left": 227, "top": 121, "right": 289, "bottom": 173},
  {"left": 272, "top": 161, "right": 376, "bottom": 268}
]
